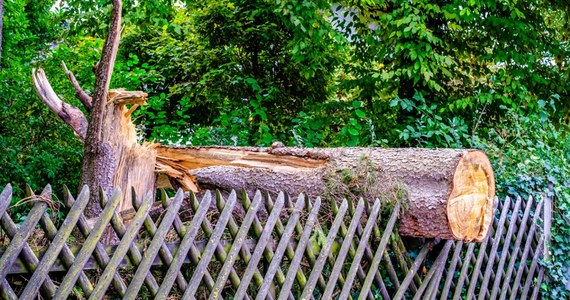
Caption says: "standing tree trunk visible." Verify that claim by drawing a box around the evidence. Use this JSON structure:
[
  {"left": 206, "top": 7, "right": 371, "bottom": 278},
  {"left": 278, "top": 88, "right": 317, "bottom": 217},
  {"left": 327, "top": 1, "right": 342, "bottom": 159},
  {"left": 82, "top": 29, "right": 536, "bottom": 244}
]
[
  {"left": 32, "top": 0, "right": 496, "bottom": 242},
  {"left": 79, "top": 0, "right": 156, "bottom": 216},
  {"left": 33, "top": 0, "right": 157, "bottom": 217}
]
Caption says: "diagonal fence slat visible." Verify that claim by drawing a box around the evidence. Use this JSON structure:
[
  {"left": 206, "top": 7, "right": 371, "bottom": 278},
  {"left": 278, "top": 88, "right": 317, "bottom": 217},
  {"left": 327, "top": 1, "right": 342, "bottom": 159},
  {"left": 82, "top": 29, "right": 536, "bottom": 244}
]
[
  {"left": 359, "top": 200, "right": 402, "bottom": 300},
  {"left": 0, "top": 189, "right": 50, "bottom": 294},
  {"left": 66, "top": 187, "right": 128, "bottom": 296},
  {"left": 234, "top": 192, "right": 285, "bottom": 300},
  {"left": 322, "top": 198, "right": 366, "bottom": 300},
  {"left": 122, "top": 190, "right": 183, "bottom": 299},
  {"left": 255, "top": 193, "right": 306, "bottom": 300},
  {"left": 339, "top": 199, "right": 382, "bottom": 300},
  {"left": 439, "top": 241, "right": 463, "bottom": 300},
  {"left": 511, "top": 200, "right": 544, "bottom": 300},
  {"left": 0, "top": 184, "right": 18, "bottom": 300},
  {"left": 268, "top": 193, "right": 314, "bottom": 296},
  {"left": 19, "top": 186, "right": 91, "bottom": 300},
  {"left": 191, "top": 190, "right": 250, "bottom": 299},
  {"left": 90, "top": 191, "right": 153, "bottom": 299},
  {"left": 424, "top": 240, "right": 454, "bottom": 300},
  {"left": 1, "top": 186, "right": 59, "bottom": 298},
  {"left": 277, "top": 196, "right": 321, "bottom": 300},
  {"left": 499, "top": 196, "right": 535, "bottom": 300},
  {"left": 35, "top": 187, "right": 95, "bottom": 297},
  {"left": 156, "top": 190, "right": 212, "bottom": 298},
  {"left": 476, "top": 197, "right": 507, "bottom": 300},
  {"left": 0, "top": 184, "right": 550, "bottom": 300},
  {"left": 392, "top": 240, "right": 435, "bottom": 300},
  {"left": 300, "top": 198, "right": 348, "bottom": 299},
  {"left": 184, "top": 190, "right": 237, "bottom": 299},
  {"left": 489, "top": 196, "right": 524, "bottom": 300},
  {"left": 209, "top": 190, "right": 263, "bottom": 300},
  {"left": 54, "top": 188, "right": 122, "bottom": 299},
  {"left": 412, "top": 240, "right": 453, "bottom": 300}
]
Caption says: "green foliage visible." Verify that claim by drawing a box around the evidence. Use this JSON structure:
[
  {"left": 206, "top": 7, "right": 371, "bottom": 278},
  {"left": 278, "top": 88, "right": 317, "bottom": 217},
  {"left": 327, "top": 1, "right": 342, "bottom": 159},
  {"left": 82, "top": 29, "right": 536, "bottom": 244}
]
[
  {"left": 0, "top": 0, "right": 83, "bottom": 197},
  {"left": 472, "top": 102, "right": 570, "bottom": 298}
]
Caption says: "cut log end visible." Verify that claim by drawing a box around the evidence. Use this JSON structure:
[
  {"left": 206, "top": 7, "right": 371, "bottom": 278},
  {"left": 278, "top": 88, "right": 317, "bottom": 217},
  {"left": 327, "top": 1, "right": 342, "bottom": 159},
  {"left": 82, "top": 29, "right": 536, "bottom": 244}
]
[{"left": 448, "top": 150, "right": 495, "bottom": 242}]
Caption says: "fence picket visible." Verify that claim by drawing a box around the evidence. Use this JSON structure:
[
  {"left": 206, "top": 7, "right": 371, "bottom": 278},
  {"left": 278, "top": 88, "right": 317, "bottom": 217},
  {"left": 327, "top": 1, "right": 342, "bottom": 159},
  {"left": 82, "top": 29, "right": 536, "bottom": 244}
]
[
  {"left": 122, "top": 190, "right": 183, "bottom": 299},
  {"left": 393, "top": 240, "right": 435, "bottom": 300},
  {"left": 156, "top": 190, "right": 212, "bottom": 298},
  {"left": 91, "top": 191, "right": 153, "bottom": 299},
  {"left": 339, "top": 199, "right": 382, "bottom": 300},
  {"left": 256, "top": 193, "right": 306, "bottom": 300},
  {"left": 476, "top": 197, "right": 505, "bottom": 300},
  {"left": 268, "top": 193, "right": 312, "bottom": 294},
  {"left": 510, "top": 199, "right": 544, "bottom": 300},
  {"left": 1, "top": 186, "right": 58, "bottom": 297},
  {"left": 411, "top": 240, "right": 452, "bottom": 300},
  {"left": 322, "top": 198, "right": 366, "bottom": 299},
  {"left": 19, "top": 186, "right": 90, "bottom": 300},
  {"left": 0, "top": 184, "right": 18, "bottom": 300},
  {"left": 234, "top": 192, "right": 285, "bottom": 300},
  {"left": 359, "top": 200, "right": 402, "bottom": 300},
  {"left": 65, "top": 187, "right": 128, "bottom": 296},
  {"left": 54, "top": 188, "right": 122, "bottom": 299},
  {"left": 489, "top": 196, "right": 523, "bottom": 300},
  {"left": 277, "top": 197, "right": 321, "bottom": 300},
  {"left": 301, "top": 198, "right": 348, "bottom": 299},
  {"left": 209, "top": 191, "right": 263, "bottom": 300},
  {"left": 184, "top": 190, "right": 237, "bottom": 299},
  {"left": 439, "top": 241, "right": 463, "bottom": 300},
  {"left": 498, "top": 196, "right": 534, "bottom": 300},
  {"left": 0, "top": 189, "right": 49, "bottom": 293}
]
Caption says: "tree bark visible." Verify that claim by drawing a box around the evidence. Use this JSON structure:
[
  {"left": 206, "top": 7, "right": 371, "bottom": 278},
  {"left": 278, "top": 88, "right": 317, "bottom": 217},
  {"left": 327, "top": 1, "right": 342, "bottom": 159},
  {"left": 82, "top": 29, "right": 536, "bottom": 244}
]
[{"left": 157, "top": 146, "right": 495, "bottom": 242}]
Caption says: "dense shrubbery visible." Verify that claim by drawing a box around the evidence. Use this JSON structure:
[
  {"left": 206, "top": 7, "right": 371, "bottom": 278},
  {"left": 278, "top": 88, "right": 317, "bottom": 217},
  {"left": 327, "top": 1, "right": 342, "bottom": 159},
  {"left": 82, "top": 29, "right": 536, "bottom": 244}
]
[{"left": 1, "top": 0, "right": 569, "bottom": 296}]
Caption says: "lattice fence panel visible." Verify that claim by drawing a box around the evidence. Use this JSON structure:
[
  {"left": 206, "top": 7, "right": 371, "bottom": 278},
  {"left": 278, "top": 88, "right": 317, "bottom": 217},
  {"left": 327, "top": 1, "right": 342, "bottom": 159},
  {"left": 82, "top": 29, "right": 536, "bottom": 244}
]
[{"left": 0, "top": 184, "right": 547, "bottom": 299}]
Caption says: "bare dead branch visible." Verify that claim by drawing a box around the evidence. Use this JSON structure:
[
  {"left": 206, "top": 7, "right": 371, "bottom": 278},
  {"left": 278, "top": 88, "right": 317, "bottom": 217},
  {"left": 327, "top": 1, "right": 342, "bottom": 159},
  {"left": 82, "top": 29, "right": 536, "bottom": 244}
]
[
  {"left": 32, "top": 68, "right": 88, "bottom": 141},
  {"left": 61, "top": 61, "right": 93, "bottom": 112}
]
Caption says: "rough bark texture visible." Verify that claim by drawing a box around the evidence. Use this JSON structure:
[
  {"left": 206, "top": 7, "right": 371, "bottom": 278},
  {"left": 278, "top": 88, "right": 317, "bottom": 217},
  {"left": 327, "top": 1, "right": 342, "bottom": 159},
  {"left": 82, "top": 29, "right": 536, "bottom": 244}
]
[{"left": 157, "top": 146, "right": 495, "bottom": 242}]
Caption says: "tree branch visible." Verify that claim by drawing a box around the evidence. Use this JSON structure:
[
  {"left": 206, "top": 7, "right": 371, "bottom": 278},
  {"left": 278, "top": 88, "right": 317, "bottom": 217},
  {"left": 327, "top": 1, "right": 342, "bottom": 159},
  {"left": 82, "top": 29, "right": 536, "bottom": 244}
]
[
  {"left": 32, "top": 68, "right": 88, "bottom": 140},
  {"left": 62, "top": 61, "right": 92, "bottom": 112},
  {"left": 87, "top": 0, "right": 123, "bottom": 143}
]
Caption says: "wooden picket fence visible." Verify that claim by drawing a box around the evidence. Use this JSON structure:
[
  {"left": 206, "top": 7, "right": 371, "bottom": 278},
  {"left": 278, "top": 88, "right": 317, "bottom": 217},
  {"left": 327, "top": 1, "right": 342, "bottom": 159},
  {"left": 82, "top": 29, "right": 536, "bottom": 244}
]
[{"left": 0, "top": 183, "right": 548, "bottom": 299}]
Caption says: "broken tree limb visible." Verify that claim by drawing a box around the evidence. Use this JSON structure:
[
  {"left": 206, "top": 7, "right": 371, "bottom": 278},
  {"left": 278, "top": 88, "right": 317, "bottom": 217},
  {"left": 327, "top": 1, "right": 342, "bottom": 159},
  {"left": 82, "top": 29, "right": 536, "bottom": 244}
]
[
  {"left": 61, "top": 61, "right": 92, "bottom": 111},
  {"left": 32, "top": 68, "right": 88, "bottom": 140},
  {"left": 156, "top": 146, "right": 495, "bottom": 242}
]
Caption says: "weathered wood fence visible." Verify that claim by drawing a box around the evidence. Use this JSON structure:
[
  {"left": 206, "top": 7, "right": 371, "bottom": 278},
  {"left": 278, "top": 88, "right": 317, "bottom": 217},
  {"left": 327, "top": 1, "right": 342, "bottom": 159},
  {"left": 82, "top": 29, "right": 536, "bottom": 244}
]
[{"left": 0, "top": 184, "right": 548, "bottom": 299}]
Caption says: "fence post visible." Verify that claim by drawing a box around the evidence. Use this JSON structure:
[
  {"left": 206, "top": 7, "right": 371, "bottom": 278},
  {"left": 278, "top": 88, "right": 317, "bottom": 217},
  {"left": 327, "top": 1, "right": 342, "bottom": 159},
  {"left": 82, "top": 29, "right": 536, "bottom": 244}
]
[
  {"left": 543, "top": 182, "right": 554, "bottom": 297},
  {"left": 543, "top": 183, "right": 553, "bottom": 265}
]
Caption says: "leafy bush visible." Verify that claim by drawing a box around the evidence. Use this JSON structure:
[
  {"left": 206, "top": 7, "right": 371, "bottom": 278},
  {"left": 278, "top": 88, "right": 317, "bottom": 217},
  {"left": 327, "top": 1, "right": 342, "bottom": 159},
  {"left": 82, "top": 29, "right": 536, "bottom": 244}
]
[{"left": 473, "top": 102, "right": 570, "bottom": 298}]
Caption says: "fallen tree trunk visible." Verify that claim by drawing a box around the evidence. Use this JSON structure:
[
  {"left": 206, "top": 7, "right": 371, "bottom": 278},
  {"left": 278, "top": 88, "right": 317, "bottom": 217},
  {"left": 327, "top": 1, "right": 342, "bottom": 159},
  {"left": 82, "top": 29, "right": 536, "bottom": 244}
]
[{"left": 157, "top": 146, "right": 495, "bottom": 242}]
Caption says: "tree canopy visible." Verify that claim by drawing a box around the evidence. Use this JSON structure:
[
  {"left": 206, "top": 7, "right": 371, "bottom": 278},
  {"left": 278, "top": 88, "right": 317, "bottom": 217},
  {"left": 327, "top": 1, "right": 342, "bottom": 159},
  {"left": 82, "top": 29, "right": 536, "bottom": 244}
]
[{"left": 0, "top": 0, "right": 569, "bottom": 296}]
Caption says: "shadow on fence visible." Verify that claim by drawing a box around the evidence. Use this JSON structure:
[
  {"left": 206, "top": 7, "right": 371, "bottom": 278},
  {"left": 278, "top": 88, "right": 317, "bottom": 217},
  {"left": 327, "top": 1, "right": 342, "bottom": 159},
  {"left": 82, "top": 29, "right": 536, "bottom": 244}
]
[{"left": 0, "top": 184, "right": 548, "bottom": 299}]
